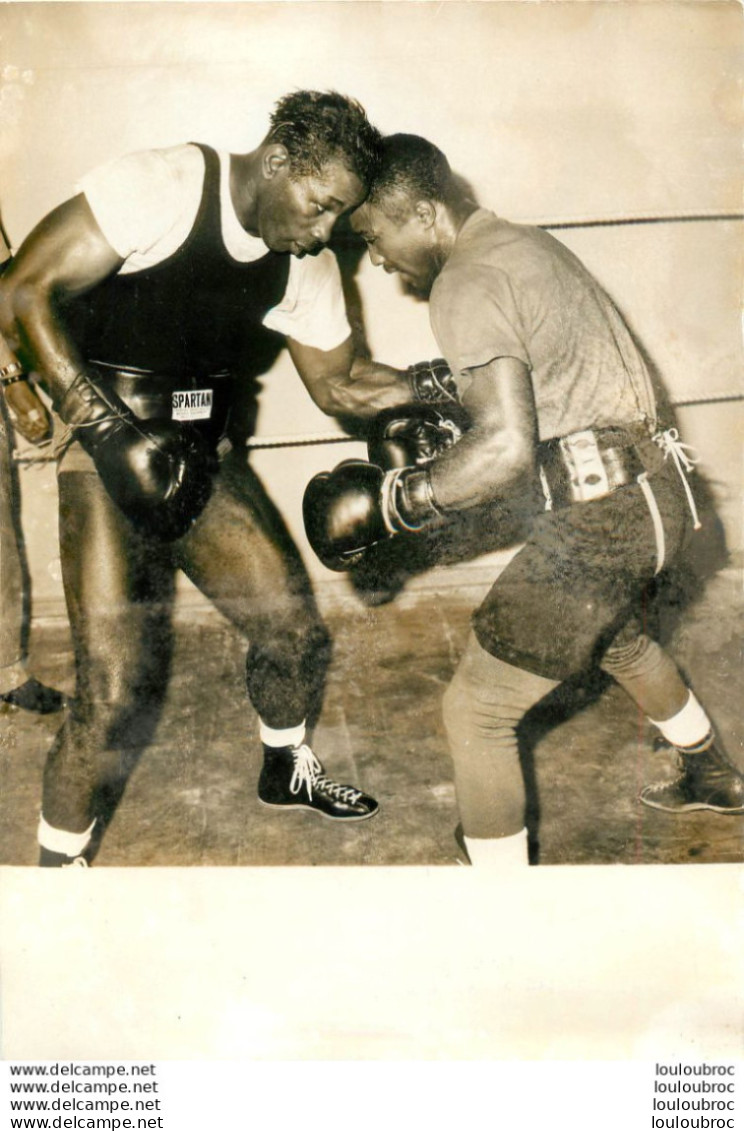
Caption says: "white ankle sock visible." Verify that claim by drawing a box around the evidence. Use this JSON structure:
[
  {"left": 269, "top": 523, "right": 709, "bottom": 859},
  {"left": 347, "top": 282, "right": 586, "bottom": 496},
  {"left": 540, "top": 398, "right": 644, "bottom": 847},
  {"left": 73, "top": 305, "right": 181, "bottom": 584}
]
[
  {"left": 464, "top": 827, "right": 529, "bottom": 867},
  {"left": 259, "top": 719, "right": 306, "bottom": 749},
  {"left": 38, "top": 815, "right": 96, "bottom": 857},
  {"left": 650, "top": 692, "right": 711, "bottom": 749}
]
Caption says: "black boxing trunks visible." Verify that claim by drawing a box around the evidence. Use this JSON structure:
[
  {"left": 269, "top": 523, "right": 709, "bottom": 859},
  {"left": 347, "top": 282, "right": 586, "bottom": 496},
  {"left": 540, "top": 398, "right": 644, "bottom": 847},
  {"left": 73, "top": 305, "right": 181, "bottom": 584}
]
[
  {"left": 472, "top": 457, "right": 694, "bottom": 681},
  {"left": 93, "top": 362, "right": 235, "bottom": 451}
]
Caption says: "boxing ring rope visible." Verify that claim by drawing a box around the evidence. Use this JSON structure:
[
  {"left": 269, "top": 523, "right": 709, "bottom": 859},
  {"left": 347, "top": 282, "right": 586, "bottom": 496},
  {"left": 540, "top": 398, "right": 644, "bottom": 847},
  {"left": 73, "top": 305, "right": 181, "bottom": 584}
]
[
  {"left": 540, "top": 210, "right": 743, "bottom": 229},
  {"left": 15, "top": 392, "right": 744, "bottom": 463},
  {"left": 16, "top": 394, "right": 743, "bottom": 463},
  {"left": 12, "top": 211, "right": 744, "bottom": 465}
]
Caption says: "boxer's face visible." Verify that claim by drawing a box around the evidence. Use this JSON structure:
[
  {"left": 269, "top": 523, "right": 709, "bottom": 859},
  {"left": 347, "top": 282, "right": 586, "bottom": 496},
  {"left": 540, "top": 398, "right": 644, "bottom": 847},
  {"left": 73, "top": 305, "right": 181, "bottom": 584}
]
[
  {"left": 351, "top": 200, "right": 439, "bottom": 294},
  {"left": 258, "top": 152, "right": 365, "bottom": 256}
]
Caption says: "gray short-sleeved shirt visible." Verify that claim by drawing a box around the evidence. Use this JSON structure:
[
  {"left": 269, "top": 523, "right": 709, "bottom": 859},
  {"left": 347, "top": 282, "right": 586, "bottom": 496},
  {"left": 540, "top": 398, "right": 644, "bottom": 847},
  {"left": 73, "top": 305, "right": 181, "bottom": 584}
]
[{"left": 430, "top": 210, "right": 657, "bottom": 441}]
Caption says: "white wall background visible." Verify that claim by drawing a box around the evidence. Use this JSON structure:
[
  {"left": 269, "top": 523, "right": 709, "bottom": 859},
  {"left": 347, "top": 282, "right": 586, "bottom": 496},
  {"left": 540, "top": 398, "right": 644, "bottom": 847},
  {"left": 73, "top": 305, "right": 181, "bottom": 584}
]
[{"left": 1, "top": 1, "right": 741, "bottom": 612}]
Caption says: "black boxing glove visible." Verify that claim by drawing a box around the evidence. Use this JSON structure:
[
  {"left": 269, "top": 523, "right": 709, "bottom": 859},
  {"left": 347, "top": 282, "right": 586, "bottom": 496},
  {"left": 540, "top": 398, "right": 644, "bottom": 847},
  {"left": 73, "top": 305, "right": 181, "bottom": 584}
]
[
  {"left": 367, "top": 404, "right": 467, "bottom": 470},
  {"left": 303, "top": 460, "right": 387, "bottom": 571},
  {"left": 303, "top": 458, "right": 444, "bottom": 572},
  {"left": 407, "top": 358, "right": 460, "bottom": 405},
  {"left": 56, "top": 370, "right": 217, "bottom": 541}
]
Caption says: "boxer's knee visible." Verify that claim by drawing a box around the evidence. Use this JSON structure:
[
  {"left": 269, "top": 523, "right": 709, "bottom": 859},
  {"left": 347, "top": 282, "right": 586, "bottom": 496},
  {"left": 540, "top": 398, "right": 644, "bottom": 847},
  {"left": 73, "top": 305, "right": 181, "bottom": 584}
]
[
  {"left": 600, "top": 631, "right": 655, "bottom": 677},
  {"left": 71, "top": 631, "right": 166, "bottom": 752},
  {"left": 443, "top": 633, "right": 557, "bottom": 838},
  {"left": 445, "top": 632, "right": 556, "bottom": 739}
]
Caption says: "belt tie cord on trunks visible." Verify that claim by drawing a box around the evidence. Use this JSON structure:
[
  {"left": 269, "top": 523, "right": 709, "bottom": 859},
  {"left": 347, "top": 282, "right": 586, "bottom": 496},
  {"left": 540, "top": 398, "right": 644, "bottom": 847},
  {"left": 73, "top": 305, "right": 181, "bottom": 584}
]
[
  {"left": 636, "top": 472, "right": 666, "bottom": 575},
  {"left": 653, "top": 428, "right": 702, "bottom": 531},
  {"left": 636, "top": 429, "right": 701, "bottom": 577}
]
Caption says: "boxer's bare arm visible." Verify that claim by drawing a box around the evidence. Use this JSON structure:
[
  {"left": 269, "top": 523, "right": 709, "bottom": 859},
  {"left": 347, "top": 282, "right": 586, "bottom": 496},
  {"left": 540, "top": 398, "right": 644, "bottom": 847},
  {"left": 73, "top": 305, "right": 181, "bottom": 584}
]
[
  {"left": 427, "top": 356, "right": 538, "bottom": 510},
  {"left": 288, "top": 334, "right": 411, "bottom": 418},
  {"left": 0, "top": 195, "right": 123, "bottom": 400}
]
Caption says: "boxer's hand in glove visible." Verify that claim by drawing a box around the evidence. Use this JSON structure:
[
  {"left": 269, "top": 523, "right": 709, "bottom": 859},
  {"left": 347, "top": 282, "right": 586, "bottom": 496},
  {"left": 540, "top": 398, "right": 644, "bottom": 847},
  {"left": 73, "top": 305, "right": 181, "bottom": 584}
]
[
  {"left": 303, "top": 458, "right": 444, "bottom": 572},
  {"left": 56, "top": 370, "right": 217, "bottom": 542},
  {"left": 367, "top": 404, "right": 467, "bottom": 470},
  {"left": 407, "top": 358, "right": 460, "bottom": 404}
]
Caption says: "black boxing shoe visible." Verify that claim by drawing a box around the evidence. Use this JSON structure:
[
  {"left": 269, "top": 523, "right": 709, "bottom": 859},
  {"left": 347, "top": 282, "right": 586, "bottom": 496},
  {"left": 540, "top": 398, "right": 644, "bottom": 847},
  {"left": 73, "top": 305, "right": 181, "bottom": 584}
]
[
  {"left": 640, "top": 735, "right": 744, "bottom": 814},
  {"left": 1, "top": 677, "right": 65, "bottom": 714},
  {"left": 39, "top": 847, "right": 89, "bottom": 868},
  {"left": 258, "top": 743, "right": 379, "bottom": 821}
]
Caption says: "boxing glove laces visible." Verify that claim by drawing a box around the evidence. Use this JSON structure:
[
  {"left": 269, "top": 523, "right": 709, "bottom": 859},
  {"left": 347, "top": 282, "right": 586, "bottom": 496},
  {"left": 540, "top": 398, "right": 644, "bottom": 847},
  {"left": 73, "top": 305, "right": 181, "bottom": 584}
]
[
  {"left": 367, "top": 403, "right": 466, "bottom": 471},
  {"left": 406, "top": 358, "right": 460, "bottom": 405}
]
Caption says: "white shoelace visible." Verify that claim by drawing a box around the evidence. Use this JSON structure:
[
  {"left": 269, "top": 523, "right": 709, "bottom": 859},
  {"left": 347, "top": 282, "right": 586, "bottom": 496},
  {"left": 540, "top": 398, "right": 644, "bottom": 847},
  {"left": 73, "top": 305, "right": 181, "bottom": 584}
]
[
  {"left": 289, "top": 744, "right": 322, "bottom": 799},
  {"left": 314, "top": 775, "right": 363, "bottom": 804},
  {"left": 61, "top": 856, "right": 89, "bottom": 868},
  {"left": 653, "top": 427, "right": 702, "bottom": 531},
  {"left": 289, "top": 745, "right": 362, "bottom": 804}
]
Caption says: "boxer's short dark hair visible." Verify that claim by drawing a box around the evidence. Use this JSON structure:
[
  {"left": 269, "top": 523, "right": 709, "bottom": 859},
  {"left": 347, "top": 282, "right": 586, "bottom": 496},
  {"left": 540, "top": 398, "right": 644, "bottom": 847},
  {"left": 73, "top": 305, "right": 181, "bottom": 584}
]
[
  {"left": 368, "top": 133, "right": 464, "bottom": 221},
  {"left": 266, "top": 90, "right": 382, "bottom": 187}
]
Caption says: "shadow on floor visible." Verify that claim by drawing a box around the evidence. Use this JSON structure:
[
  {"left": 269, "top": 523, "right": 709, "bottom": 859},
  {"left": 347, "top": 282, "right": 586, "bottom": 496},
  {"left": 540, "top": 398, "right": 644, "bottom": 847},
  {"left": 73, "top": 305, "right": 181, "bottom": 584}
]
[{"left": 1, "top": 569, "right": 742, "bottom": 867}]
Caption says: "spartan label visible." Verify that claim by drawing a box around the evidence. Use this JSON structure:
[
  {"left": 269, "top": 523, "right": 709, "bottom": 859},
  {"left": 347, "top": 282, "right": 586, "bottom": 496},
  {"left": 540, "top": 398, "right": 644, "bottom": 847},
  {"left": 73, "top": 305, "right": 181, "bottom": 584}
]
[{"left": 172, "top": 389, "right": 213, "bottom": 422}]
